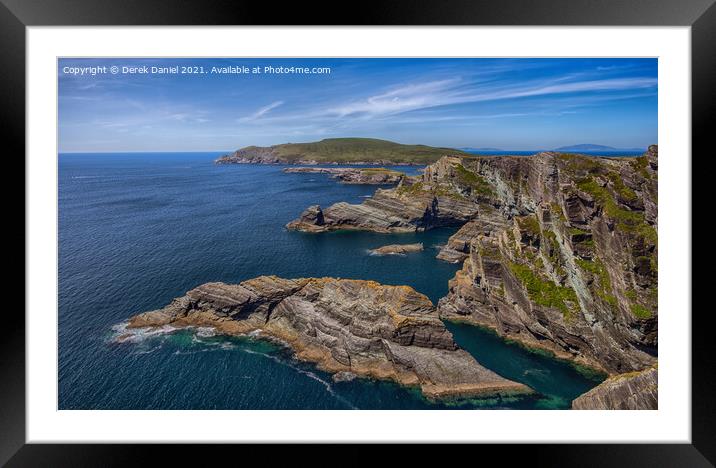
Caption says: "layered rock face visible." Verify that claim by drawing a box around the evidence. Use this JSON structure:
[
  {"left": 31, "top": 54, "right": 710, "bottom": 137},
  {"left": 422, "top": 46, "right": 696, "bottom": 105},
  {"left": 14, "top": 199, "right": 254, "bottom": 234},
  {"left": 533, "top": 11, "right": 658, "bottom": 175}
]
[
  {"left": 436, "top": 148, "right": 658, "bottom": 375},
  {"left": 572, "top": 366, "right": 657, "bottom": 409},
  {"left": 285, "top": 159, "right": 486, "bottom": 233},
  {"left": 127, "top": 276, "right": 531, "bottom": 400},
  {"left": 436, "top": 210, "right": 510, "bottom": 263},
  {"left": 290, "top": 148, "right": 658, "bottom": 376},
  {"left": 284, "top": 167, "right": 405, "bottom": 185}
]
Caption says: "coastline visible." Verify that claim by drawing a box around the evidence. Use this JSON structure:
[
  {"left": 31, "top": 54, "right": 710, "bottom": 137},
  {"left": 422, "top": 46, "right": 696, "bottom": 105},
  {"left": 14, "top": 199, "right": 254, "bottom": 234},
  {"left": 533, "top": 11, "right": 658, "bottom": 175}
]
[{"left": 125, "top": 277, "right": 535, "bottom": 401}]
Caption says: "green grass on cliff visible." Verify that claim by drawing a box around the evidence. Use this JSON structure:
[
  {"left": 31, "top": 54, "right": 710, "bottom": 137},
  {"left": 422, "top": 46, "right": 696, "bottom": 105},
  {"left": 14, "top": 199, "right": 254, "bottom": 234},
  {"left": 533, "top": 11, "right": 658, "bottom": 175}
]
[
  {"left": 575, "top": 176, "right": 657, "bottom": 245},
  {"left": 630, "top": 303, "right": 653, "bottom": 319},
  {"left": 266, "top": 138, "right": 468, "bottom": 164},
  {"left": 576, "top": 258, "right": 618, "bottom": 309},
  {"left": 454, "top": 164, "right": 494, "bottom": 196},
  {"left": 516, "top": 215, "right": 541, "bottom": 236},
  {"left": 359, "top": 168, "right": 404, "bottom": 175},
  {"left": 508, "top": 261, "right": 579, "bottom": 319}
]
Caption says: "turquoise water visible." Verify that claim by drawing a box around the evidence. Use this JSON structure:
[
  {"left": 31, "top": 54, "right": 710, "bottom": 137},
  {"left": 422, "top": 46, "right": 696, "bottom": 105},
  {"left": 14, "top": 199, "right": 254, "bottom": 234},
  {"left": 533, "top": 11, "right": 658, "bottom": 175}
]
[{"left": 58, "top": 152, "right": 603, "bottom": 410}]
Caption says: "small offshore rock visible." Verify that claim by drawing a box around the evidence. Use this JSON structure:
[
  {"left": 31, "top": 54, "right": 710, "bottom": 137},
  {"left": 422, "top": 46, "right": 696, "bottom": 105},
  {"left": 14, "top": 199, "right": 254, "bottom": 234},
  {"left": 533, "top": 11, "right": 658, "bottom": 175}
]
[{"left": 369, "top": 243, "right": 424, "bottom": 255}]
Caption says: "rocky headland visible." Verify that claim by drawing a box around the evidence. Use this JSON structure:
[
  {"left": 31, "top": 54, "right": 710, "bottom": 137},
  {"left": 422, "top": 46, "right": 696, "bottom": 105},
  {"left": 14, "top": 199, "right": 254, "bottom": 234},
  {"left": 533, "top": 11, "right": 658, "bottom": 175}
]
[
  {"left": 284, "top": 167, "right": 405, "bottom": 185},
  {"left": 572, "top": 366, "right": 657, "bottom": 409},
  {"left": 127, "top": 276, "right": 531, "bottom": 400},
  {"left": 369, "top": 243, "right": 424, "bottom": 255},
  {"left": 288, "top": 147, "right": 659, "bottom": 389},
  {"left": 215, "top": 138, "right": 468, "bottom": 166}
]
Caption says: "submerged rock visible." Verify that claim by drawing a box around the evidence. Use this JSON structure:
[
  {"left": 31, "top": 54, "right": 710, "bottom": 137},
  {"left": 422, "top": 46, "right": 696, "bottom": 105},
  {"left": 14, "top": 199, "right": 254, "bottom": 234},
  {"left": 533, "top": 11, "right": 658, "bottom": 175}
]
[
  {"left": 332, "top": 371, "right": 357, "bottom": 383},
  {"left": 127, "top": 276, "right": 531, "bottom": 400},
  {"left": 572, "top": 366, "right": 657, "bottom": 409},
  {"left": 369, "top": 243, "right": 424, "bottom": 255}
]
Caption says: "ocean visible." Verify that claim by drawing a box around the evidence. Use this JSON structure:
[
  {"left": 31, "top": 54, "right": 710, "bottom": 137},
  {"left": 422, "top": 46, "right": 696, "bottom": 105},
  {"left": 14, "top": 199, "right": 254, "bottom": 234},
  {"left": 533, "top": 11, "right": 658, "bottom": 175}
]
[{"left": 58, "top": 152, "right": 604, "bottom": 410}]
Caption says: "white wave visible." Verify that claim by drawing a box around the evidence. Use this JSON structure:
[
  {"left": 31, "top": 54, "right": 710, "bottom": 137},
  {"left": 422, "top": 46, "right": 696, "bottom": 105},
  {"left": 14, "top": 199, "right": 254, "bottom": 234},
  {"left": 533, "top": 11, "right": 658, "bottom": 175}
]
[
  {"left": 242, "top": 348, "right": 357, "bottom": 409},
  {"left": 110, "top": 322, "right": 177, "bottom": 344},
  {"left": 110, "top": 322, "right": 357, "bottom": 409},
  {"left": 196, "top": 327, "right": 217, "bottom": 338},
  {"left": 133, "top": 344, "right": 164, "bottom": 355}
]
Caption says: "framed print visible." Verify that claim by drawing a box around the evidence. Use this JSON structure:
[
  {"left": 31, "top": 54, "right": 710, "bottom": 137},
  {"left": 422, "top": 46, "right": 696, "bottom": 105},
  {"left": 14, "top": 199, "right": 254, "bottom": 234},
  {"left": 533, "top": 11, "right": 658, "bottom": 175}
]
[{"left": 6, "top": 0, "right": 714, "bottom": 464}]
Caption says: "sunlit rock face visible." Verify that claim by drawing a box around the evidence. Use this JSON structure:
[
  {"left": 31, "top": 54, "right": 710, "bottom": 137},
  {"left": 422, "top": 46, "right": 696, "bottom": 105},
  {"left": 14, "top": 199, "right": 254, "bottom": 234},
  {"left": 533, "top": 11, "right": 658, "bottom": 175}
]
[{"left": 128, "top": 276, "right": 532, "bottom": 400}]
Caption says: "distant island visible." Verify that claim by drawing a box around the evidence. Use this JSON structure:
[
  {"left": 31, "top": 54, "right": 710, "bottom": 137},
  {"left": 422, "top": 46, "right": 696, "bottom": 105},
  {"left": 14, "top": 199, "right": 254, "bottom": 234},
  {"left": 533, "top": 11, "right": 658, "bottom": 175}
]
[
  {"left": 215, "top": 138, "right": 469, "bottom": 166},
  {"left": 554, "top": 144, "right": 646, "bottom": 152},
  {"left": 459, "top": 147, "right": 503, "bottom": 152}
]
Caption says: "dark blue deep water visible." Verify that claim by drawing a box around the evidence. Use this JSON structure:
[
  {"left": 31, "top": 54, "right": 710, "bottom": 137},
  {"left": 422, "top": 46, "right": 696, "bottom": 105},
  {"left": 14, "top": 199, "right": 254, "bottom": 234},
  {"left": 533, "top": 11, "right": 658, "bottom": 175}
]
[{"left": 59, "top": 152, "right": 603, "bottom": 410}]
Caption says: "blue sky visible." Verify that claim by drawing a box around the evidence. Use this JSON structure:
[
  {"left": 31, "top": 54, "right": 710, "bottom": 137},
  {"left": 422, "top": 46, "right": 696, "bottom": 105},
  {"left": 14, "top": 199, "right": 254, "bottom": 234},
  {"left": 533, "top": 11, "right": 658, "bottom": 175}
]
[{"left": 58, "top": 58, "right": 657, "bottom": 152}]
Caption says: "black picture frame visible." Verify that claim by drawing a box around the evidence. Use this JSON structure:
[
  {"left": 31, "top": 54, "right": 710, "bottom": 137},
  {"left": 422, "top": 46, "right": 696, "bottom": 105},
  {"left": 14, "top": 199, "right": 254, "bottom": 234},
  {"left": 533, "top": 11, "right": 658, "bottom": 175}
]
[{"left": 4, "top": 0, "right": 713, "bottom": 465}]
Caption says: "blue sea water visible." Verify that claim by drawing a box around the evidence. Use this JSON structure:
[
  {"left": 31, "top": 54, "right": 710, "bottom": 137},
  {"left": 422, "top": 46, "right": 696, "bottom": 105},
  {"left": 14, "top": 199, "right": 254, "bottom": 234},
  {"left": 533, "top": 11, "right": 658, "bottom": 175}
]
[{"left": 58, "top": 152, "right": 604, "bottom": 410}]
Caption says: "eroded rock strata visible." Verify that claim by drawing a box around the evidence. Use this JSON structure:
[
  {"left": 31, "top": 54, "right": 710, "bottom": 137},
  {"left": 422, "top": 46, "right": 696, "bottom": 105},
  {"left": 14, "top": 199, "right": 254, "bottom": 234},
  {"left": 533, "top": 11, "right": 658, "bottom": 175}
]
[
  {"left": 289, "top": 148, "right": 659, "bottom": 377},
  {"left": 572, "top": 366, "right": 657, "bottom": 409},
  {"left": 127, "top": 276, "right": 531, "bottom": 400},
  {"left": 284, "top": 167, "right": 405, "bottom": 185}
]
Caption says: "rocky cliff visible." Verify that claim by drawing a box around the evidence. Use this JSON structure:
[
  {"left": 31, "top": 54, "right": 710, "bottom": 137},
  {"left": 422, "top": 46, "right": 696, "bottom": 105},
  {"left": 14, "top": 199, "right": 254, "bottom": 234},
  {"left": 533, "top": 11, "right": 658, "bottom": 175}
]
[
  {"left": 572, "top": 366, "right": 657, "bottom": 409},
  {"left": 127, "top": 276, "right": 531, "bottom": 400},
  {"left": 285, "top": 159, "right": 483, "bottom": 233},
  {"left": 284, "top": 167, "right": 405, "bottom": 185},
  {"left": 289, "top": 147, "right": 659, "bottom": 377}
]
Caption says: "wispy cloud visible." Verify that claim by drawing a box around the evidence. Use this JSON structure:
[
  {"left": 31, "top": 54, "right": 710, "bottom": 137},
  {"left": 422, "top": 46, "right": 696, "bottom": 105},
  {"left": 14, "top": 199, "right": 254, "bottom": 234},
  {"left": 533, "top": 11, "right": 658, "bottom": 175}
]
[
  {"left": 328, "top": 79, "right": 461, "bottom": 118},
  {"left": 246, "top": 73, "right": 656, "bottom": 130},
  {"left": 239, "top": 100, "right": 284, "bottom": 122},
  {"left": 320, "top": 76, "right": 656, "bottom": 122}
]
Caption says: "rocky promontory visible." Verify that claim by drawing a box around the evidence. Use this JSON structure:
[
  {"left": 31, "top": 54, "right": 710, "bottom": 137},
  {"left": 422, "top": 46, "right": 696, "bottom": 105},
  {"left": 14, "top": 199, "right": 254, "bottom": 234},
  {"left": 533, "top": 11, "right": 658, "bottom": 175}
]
[
  {"left": 369, "top": 243, "right": 424, "bottom": 255},
  {"left": 288, "top": 147, "right": 659, "bottom": 379},
  {"left": 284, "top": 167, "right": 405, "bottom": 185},
  {"left": 572, "top": 366, "right": 657, "bottom": 409},
  {"left": 285, "top": 160, "right": 482, "bottom": 233},
  {"left": 126, "top": 276, "right": 531, "bottom": 400},
  {"left": 215, "top": 138, "right": 468, "bottom": 166}
]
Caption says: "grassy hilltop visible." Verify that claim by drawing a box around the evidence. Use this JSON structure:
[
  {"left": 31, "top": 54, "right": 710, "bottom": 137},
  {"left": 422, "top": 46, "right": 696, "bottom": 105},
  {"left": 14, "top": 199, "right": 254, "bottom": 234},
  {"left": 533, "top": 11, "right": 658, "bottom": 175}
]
[{"left": 217, "top": 138, "right": 469, "bottom": 165}]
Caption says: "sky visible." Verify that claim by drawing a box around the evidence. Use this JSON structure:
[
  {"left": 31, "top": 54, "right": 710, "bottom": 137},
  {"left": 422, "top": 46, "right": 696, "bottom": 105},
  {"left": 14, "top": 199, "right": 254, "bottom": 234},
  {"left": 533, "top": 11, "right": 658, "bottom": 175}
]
[{"left": 58, "top": 58, "right": 657, "bottom": 152}]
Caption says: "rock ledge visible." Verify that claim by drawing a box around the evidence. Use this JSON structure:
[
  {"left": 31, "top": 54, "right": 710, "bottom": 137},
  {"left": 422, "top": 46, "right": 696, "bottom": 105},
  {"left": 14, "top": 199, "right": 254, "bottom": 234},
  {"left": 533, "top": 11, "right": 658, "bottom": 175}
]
[{"left": 127, "top": 276, "right": 531, "bottom": 400}]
